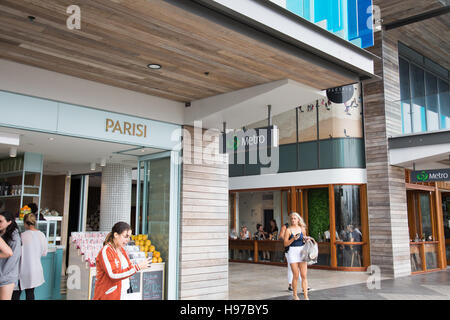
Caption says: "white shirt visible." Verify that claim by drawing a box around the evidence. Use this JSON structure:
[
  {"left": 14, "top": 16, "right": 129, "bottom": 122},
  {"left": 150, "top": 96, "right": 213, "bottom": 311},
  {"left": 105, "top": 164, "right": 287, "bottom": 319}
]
[
  {"left": 118, "top": 251, "right": 131, "bottom": 300},
  {"left": 19, "top": 230, "right": 48, "bottom": 289}
]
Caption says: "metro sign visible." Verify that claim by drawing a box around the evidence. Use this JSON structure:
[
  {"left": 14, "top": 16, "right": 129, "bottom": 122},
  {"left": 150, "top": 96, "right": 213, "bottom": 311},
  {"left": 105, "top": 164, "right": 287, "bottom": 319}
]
[{"left": 411, "top": 169, "right": 450, "bottom": 183}]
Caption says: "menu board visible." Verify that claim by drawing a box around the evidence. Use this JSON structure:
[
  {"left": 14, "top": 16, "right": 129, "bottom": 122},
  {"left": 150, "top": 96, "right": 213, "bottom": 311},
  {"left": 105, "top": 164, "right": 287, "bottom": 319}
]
[
  {"left": 90, "top": 275, "right": 96, "bottom": 300},
  {"left": 142, "top": 270, "right": 163, "bottom": 300}
]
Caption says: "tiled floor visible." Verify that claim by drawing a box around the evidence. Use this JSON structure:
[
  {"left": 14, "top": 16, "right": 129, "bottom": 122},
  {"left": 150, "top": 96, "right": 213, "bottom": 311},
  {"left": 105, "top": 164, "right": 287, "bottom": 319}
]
[
  {"left": 228, "top": 262, "right": 387, "bottom": 300},
  {"left": 229, "top": 262, "right": 450, "bottom": 300}
]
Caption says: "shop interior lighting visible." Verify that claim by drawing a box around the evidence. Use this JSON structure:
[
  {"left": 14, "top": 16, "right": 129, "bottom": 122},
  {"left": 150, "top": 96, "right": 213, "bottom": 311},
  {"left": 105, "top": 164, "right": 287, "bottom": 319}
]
[
  {"left": 100, "top": 158, "right": 106, "bottom": 167},
  {"left": 90, "top": 162, "right": 96, "bottom": 171},
  {"left": 66, "top": 171, "right": 72, "bottom": 178},
  {"left": 9, "top": 147, "right": 17, "bottom": 158}
]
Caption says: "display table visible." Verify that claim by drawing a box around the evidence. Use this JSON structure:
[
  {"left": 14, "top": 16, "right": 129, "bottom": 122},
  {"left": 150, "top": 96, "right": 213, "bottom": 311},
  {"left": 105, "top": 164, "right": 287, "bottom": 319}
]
[{"left": 66, "top": 241, "right": 165, "bottom": 300}]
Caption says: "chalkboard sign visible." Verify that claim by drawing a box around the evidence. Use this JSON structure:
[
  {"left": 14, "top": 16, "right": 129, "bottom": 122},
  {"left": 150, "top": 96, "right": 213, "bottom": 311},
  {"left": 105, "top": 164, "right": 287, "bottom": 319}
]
[
  {"left": 130, "top": 272, "right": 141, "bottom": 293},
  {"left": 142, "top": 271, "right": 163, "bottom": 300}
]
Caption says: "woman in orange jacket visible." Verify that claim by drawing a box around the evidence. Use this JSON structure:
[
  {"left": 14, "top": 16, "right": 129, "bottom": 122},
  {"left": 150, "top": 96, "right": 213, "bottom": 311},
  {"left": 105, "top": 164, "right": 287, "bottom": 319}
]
[{"left": 93, "top": 222, "right": 151, "bottom": 300}]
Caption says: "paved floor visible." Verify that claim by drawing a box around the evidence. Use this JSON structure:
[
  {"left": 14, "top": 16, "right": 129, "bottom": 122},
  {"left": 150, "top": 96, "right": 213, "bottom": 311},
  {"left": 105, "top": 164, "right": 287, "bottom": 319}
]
[{"left": 229, "top": 262, "right": 450, "bottom": 300}]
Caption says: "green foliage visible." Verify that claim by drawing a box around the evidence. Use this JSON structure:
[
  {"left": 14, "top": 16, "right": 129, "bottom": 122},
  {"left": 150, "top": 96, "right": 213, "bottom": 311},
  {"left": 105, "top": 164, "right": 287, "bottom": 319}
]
[{"left": 307, "top": 188, "right": 329, "bottom": 241}]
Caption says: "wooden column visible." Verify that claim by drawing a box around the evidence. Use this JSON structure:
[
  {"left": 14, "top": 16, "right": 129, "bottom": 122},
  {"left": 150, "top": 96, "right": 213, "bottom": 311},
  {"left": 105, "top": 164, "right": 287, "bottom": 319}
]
[
  {"left": 360, "top": 184, "right": 370, "bottom": 268},
  {"left": 435, "top": 187, "right": 447, "bottom": 269},
  {"left": 290, "top": 187, "right": 296, "bottom": 214}
]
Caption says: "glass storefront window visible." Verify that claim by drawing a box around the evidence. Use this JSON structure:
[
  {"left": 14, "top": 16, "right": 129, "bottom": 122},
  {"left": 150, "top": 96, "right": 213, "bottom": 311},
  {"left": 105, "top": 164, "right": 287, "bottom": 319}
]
[
  {"left": 410, "top": 244, "right": 423, "bottom": 272},
  {"left": 400, "top": 57, "right": 412, "bottom": 134},
  {"left": 407, "top": 191, "right": 440, "bottom": 273},
  {"left": 411, "top": 64, "right": 427, "bottom": 133},
  {"left": 334, "top": 186, "right": 362, "bottom": 242},
  {"left": 229, "top": 185, "right": 369, "bottom": 269},
  {"left": 229, "top": 190, "right": 288, "bottom": 263},
  {"left": 419, "top": 193, "right": 432, "bottom": 240},
  {"left": 438, "top": 80, "right": 450, "bottom": 129},
  {"left": 425, "top": 72, "right": 439, "bottom": 131},
  {"left": 399, "top": 48, "right": 450, "bottom": 133},
  {"left": 334, "top": 185, "right": 363, "bottom": 268},
  {"left": 443, "top": 195, "right": 450, "bottom": 263},
  {"left": 142, "top": 156, "right": 171, "bottom": 299},
  {"left": 425, "top": 244, "right": 438, "bottom": 270},
  {"left": 336, "top": 244, "right": 363, "bottom": 268}
]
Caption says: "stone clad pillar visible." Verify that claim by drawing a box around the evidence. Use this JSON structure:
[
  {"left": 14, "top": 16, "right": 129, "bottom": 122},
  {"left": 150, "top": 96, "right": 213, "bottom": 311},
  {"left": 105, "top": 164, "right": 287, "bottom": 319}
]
[
  {"left": 362, "top": 32, "right": 411, "bottom": 278},
  {"left": 99, "top": 163, "right": 132, "bottom": 232}
]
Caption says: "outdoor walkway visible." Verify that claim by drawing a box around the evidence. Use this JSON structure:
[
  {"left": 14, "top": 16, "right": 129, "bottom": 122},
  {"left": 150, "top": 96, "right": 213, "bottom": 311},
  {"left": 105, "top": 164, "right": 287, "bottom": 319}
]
[{"left": 229, "top": 262, "right": 450, "bottom": 300}]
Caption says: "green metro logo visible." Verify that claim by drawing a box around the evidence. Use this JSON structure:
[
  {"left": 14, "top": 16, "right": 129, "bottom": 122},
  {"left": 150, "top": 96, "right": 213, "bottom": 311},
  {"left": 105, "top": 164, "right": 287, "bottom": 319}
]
[
  {"left": 416, "top": 171, "right": 429, "bottom": 182},
  {"left": 226, "top": 136, "right": 240, "bottom": 151}
]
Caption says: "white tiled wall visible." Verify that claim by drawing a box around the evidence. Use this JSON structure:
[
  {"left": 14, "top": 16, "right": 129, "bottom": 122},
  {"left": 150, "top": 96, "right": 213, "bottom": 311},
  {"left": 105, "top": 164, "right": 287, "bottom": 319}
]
[{"left": 99, "top": 164, "right": 132, "bottom": 231}]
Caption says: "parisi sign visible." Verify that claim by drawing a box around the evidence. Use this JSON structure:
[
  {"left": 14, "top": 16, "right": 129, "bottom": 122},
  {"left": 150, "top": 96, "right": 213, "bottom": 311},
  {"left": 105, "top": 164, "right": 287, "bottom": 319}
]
[
  {"left": 411, "top": 169, "right": 450, "bottom": 183},
  {"left": 106, "top": 118, "right": 148, "bottom": 138}
]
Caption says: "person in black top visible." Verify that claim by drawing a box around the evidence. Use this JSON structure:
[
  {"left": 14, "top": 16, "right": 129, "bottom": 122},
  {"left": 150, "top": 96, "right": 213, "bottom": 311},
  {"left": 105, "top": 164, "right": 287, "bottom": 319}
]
[
  {"left": 254, "top": 224, "right": 270, "bottom": 261},
  {"left": 253, "top": 224, "right": 267, "bottom": 240},
  {"left": 268, "top": 219, "right": 279, "bottom": 240}
]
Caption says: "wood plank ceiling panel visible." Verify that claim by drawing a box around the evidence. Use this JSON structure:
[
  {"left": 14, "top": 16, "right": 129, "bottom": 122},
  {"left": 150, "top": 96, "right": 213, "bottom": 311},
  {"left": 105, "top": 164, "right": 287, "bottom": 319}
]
[
  {"left": 384, "top": 13, "right": 450, "bottom": 71},
  {"left": 374, "top": 0, "right": 445, "bottom": 25},
  {"left": 0, "top": 0, "right": 357, "bottom": 102}
]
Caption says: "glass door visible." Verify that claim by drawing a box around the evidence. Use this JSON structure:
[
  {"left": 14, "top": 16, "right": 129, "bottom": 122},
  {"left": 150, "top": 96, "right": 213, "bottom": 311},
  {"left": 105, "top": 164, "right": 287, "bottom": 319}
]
[
  {"left": 136, "top": 151, "right": 180, "bottom": 300},
  {"left": 442, "top": 193, "right": 450, "bottom": 265},
  {"left": 407, "top": 191, "right": 439, "bottom": 272}
]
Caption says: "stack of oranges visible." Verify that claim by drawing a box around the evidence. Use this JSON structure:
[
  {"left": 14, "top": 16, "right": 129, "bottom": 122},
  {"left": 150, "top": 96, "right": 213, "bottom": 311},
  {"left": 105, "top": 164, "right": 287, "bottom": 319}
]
[{"left": 131, "top": 234, "right": 163, "bottom": 263}]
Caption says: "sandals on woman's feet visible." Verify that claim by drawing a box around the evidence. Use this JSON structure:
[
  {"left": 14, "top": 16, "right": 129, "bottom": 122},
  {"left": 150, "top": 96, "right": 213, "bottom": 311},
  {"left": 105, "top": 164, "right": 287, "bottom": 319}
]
[{"left": 293, "top": 295, "right": 300, "bottom": 300}]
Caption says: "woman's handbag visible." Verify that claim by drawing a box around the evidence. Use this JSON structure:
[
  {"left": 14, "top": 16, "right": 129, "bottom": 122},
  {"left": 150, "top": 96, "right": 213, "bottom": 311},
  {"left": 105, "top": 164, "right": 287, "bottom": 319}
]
[{"left": 300, "top": 237, "right": 318, "bottom": 265}]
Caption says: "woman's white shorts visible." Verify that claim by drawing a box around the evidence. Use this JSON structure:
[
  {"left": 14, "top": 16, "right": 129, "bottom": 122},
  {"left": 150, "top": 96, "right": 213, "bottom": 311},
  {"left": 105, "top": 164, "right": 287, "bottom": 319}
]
[{"left": 287, "top": 246, "right": 306, "bottom": 264}]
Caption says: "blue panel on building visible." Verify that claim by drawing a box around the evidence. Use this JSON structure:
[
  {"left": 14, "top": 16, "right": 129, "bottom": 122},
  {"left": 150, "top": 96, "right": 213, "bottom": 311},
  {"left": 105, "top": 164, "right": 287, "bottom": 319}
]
[{"left": 275, "top": 0, "right": 374, "bottom": 48}]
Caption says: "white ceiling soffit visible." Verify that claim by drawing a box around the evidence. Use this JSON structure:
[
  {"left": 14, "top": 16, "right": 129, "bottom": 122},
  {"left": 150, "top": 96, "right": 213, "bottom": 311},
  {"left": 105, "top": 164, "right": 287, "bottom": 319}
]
[
  {"left": 0, "top": 132, "right": 20, "bottom": 146},
  {"left": 0, "top": 127, "right": 162, "bottom": 176},
  {"left": 185, "top": 79, "right": 326, "bottom": 130},
  {"left": 390, "top": 143, "right": 450, "bottom": 169}
]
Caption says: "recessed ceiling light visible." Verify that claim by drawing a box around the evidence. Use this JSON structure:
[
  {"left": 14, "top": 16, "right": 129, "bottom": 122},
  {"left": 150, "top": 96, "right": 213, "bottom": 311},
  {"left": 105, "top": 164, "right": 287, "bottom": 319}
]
[
  {"left": 147, "top": 64, "right": 162, "bottom": 70},
  {"left": 48, "top": 137, "right": 55, "bottom": 141}
]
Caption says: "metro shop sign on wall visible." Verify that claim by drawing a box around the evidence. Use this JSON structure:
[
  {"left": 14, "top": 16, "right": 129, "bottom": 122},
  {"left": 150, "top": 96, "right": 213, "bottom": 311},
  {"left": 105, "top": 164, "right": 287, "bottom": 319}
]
[{"left": 411, "top": 169, "right": 450, "bottom": 182}]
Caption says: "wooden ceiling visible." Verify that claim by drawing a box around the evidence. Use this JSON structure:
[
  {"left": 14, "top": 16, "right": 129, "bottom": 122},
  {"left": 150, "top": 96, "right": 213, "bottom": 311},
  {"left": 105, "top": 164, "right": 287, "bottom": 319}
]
[
  {"left": 374, "top": 0, "right": 445, "bottom": 25},
  {"left": 374, "top": 0, "right": 450, "bottom": 71},
  {"left": 387, "top": 13, "right": 450, "bottom": 71},
  {"left": 0, "top": 0, "right": 358, "bottom": 103}
]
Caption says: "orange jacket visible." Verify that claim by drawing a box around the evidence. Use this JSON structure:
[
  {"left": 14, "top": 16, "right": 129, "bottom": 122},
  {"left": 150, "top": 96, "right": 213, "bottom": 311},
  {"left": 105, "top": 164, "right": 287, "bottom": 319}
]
[{"left": 93, "top": 243, "right": 140, "bottom": 300}]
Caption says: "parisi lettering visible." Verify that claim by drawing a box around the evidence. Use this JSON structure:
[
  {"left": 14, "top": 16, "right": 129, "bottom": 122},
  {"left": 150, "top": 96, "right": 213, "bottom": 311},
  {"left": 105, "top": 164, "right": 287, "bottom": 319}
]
[{"left": 105, "top": 118, "right": 147, "bottom": 137}]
